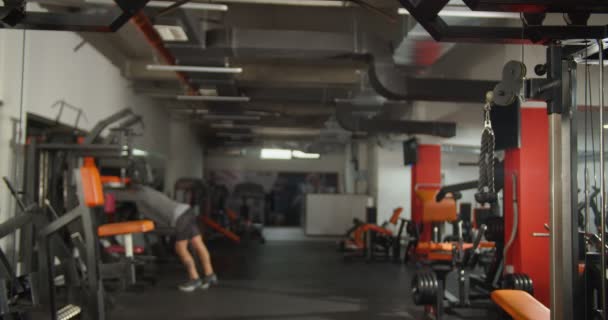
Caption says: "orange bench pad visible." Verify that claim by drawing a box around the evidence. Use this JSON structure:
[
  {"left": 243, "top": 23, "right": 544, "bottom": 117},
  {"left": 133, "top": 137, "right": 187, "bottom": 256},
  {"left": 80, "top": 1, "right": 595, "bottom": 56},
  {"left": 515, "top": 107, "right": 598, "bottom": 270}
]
[
  {"left": 80, "top": 166, "right": 105, "bottom": 208},
  {"left": 416, "top": 189, "right": 457, "bottom": 222},
  {"left": 417, "top": 242, "right": 454, "bottom": 252},
  {"left": 351, "top": 224, "right": 393, "bottom": 249},
  {"left": 491, "top": 290, "right": 549, "bottom": 320},
  {"left": 417, "top": 241, "right": 494, "bottom": 252},
  {"left": 416, "top": 241, "right": 495, "bottom": 261},
  {"left": 98, "top": 220, "right": 155, "bottom": 237}
]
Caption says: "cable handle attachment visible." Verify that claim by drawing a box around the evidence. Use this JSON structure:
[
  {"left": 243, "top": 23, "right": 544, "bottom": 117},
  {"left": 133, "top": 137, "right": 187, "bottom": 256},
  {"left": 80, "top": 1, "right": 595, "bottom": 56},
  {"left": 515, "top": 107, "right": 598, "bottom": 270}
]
[
  {"left": 483, "top": 91, "right": 494, "bottom": 129},
  {"left": 476, "top": 91, "right": 497, "bottom": 205}
]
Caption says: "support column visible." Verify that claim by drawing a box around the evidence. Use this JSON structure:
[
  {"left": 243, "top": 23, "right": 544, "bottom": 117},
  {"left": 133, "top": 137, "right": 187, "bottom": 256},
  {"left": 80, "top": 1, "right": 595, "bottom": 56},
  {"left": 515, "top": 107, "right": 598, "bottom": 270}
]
[
  {"left": 503, "top": 107, "right": 550, "bottom": 306},
  {"left": 411, "top": 144, "right": 441, "bottom": 242},
  {"left": 545, "top": 48, "right": 577, "bottom": 320}
]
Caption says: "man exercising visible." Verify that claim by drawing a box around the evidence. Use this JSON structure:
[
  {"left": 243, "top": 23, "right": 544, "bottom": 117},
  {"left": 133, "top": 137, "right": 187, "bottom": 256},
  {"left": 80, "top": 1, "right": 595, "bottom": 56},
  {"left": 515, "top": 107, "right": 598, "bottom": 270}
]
[{"left": 110, "top": 185, "right": 218, "bottom": 292}]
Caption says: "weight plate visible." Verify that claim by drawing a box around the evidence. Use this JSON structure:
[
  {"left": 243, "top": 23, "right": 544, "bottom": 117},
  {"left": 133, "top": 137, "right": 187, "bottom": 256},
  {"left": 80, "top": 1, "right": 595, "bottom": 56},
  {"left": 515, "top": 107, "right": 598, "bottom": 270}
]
[
  {"left": 411, "top": 271, "right": 438, "bottom": 305},
  {"left": 518, "top": 273, "right": 534, "bottom": 295}
]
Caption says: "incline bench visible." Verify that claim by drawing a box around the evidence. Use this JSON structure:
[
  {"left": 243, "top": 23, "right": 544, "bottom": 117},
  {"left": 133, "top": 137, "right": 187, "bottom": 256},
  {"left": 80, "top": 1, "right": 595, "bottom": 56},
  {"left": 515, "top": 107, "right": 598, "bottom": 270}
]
[{"left": 491, "top": 290, "right": 549, "bottom": 320}]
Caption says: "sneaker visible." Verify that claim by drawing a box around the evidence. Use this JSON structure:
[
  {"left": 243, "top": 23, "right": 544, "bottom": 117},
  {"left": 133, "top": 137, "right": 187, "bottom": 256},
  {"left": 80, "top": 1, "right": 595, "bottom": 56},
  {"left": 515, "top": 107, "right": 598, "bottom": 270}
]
[
  {"left": 178, "top": 279, "right": 202, "bottom": 292},
  {"left": 204, "top": 274, "right": 218, "bottom": 287}
]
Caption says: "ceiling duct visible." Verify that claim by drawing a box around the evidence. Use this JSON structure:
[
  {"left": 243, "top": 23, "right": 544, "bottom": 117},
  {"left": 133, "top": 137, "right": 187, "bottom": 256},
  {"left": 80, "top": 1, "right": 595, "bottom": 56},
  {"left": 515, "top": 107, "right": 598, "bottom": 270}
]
[
  {"left": 119, "top": 5, "right": 502, "bottom": 104},
  {"left": 201, "top": 27, "right": 498, "bottom": 102},
  {"left": 335, "top": 104, "right": 456, "bottom": 137}
]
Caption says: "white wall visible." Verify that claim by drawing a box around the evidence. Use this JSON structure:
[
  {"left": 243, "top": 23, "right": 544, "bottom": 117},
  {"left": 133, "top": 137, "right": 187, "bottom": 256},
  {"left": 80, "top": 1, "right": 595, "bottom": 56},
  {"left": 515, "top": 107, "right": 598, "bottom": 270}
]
[
  {"left": 369, "top": 140, "right": 411, "bottom": 223},
  {"left": 164, "top": 118, "right": 204, "bottom": 194},
  {"left": 304, "top": 194, "right": 368, "bottom": 236},
  {"left": 2, "top": 31, "right": 170, "bottom": 154},
  {"left": 0, "top": 29, "right": 199, "bottom": 224}
]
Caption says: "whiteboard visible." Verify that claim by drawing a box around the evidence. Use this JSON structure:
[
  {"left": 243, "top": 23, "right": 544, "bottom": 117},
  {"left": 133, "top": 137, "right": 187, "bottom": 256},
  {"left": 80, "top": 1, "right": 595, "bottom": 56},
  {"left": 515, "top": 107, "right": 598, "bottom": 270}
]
[{"left": 304, "top": 194, "right": 368, "bottom": 236}]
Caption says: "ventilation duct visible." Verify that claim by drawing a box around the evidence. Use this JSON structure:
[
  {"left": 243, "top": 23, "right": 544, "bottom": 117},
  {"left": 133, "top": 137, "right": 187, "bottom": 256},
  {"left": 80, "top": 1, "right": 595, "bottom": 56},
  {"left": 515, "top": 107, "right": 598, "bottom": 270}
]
[
  {"left": 202, "top": 28, "right": 498, "bottom": 102},
  {"left": 335, "top": 105, "right": 456, "bottom": 138}
]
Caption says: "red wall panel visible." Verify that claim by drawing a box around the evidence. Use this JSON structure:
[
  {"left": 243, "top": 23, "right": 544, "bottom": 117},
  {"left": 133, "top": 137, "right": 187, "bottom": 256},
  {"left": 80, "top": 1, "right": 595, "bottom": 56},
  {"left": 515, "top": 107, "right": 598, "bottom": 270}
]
[
  {"left": 503, "top": 107, "right": 550, "bottom": 306},
  {"left": 411, "top": 144, "right": 442, "bottom": 241}
]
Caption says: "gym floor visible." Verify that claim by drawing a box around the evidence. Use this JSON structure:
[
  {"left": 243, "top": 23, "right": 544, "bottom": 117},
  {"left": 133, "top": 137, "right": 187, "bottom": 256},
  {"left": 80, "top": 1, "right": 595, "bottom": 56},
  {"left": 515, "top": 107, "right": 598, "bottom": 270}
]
[{"left": 111, "top": 241, "right": 487, "bottom": 320}]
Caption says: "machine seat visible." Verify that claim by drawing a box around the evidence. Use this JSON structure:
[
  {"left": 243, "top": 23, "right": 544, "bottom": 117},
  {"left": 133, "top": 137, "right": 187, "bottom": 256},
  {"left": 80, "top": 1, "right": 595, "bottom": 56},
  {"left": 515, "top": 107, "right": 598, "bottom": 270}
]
[
  {"left": 416, "top": 189, "right": 458, "bottom": 222},
  {"left": 491, "top": 290, "right": 549, "bottom": 320},
  {"left": 416, "top": 241, "right": 495, "bottom": 261},
  {"left": 416, "top": 241, "right": 495, "bottom": 251},
  {"left": 98, "top": 220, "right": 155, "bottom": 237}
]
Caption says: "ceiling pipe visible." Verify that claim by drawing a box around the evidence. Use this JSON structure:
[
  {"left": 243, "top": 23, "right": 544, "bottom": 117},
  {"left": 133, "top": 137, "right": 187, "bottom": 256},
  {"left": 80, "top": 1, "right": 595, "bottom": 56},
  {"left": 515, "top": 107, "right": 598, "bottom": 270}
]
[
  {"left": 147, "top": 64, "right": 243, "bottom": 73},
  {"left": 177, "top": 95, "right": 250, "bottom": 102},
  {"left": 131, "top": 11, "right": 199, "bottom": 95}
]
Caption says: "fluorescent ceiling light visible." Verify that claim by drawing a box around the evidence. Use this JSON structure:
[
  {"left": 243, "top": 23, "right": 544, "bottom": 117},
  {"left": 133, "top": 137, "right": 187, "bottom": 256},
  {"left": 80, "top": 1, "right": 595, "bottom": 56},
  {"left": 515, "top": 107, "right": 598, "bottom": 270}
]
[
  {"left": 154, "top": 25, "right": 188, "bottom": 42},
  {"left": 397, "top": 7, "right": 520, "bottom": 19},
  {"left": 603, "top": 124, "right": 608, "bottom": 129},
  {"left": 177, "top": 95, "right": 250, "bottom": 102},
  {"left": 199, "top": 88, "right": 218, "bottom": 96},
  {"left": 204, "top": 114, "right": 261, "bottom": 121},
  {"left": 292, "top": 150, "right": 320, "bottom": 159},
  {"left": 148, "top": 65, "right": 243, "bottom": 74},
  {"left": 147, "top": 1, "right": 228, "bottom": 11},
  {"left": 132, "top": 148, "right": 149, "bottom": 157},
  {"left": 261, "top": 148, "right": 292, "bottom": 160}
]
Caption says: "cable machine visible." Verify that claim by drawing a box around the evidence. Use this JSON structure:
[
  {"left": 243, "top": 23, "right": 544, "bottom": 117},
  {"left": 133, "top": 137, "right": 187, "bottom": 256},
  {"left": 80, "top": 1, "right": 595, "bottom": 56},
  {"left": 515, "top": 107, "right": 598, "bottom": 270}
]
[{"left": 398, "top": 2, "right": 608, "bottom": 319}]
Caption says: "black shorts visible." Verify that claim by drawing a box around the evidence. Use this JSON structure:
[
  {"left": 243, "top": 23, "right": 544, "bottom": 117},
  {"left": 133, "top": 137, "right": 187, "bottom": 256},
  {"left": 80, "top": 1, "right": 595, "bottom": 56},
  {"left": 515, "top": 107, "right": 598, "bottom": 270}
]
[{"left": 175, "top": 210, "right": 201, "bottom": 241}]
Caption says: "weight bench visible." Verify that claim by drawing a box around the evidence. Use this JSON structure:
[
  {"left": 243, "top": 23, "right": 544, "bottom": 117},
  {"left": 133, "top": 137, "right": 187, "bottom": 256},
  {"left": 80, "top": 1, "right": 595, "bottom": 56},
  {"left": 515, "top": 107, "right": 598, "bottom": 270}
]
[
  {"left": 412, "top": 188, "right": 458, "bottom": 260},
  {"left": 342, "top": 207, "right": 406, "bottom": 262},
  {"left": 411, "top": 188, "right": 500, "bottom": 319},
  {"left": 98, "top": 220, "right": 155, "bottom": 258},
  {"left": 98, "top": 220, "right": 155, "bottom": 286},
  {"left": 80, "top": 165, "right": 157, "bottom": 287},
  {"left": 491, "top": 290, "right": 549, "bottom": 320},
  {"left": 416, "top": 241, "right": 496, "bottom": 261}
]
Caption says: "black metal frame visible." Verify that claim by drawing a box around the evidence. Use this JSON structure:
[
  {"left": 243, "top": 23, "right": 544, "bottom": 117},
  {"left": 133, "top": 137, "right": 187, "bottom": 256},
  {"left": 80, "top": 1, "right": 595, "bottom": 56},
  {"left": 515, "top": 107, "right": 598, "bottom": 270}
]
[
  {"left": 38, "top": 202, "right": 104, "bottom": 320},
  {"left": 1, "top": 0, "right": 150, "bottom": 32},
  {"left": 0, "top": 176, "right": 80, "bottom": 319},
  {"left": 418, "top": 224, "right": 502, "bottom": 320},
  {"left": 341, "top": 218, "right": 407, "bottom": 263},
  {"left": 22, "top": 141, "right": 122, "bottom": 320},
  {"left": 397, "top": 0, "right": 608, "bottom": 44},
  {"left": 514, "top": 46, "right": 579, "bottom": 319}
]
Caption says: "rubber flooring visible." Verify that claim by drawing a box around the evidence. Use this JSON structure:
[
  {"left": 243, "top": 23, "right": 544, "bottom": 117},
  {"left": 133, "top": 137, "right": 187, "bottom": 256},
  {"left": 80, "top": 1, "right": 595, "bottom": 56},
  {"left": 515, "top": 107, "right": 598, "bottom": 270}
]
[{"left": 110, "top": 241, "right": 491, "bottom": 320}]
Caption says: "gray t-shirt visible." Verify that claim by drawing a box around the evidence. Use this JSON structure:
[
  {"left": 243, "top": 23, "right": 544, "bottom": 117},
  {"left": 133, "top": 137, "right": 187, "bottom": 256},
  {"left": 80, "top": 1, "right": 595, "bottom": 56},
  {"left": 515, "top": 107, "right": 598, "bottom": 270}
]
[{"left": 110, "top": 186, "right": 190, "bottom": 227}]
